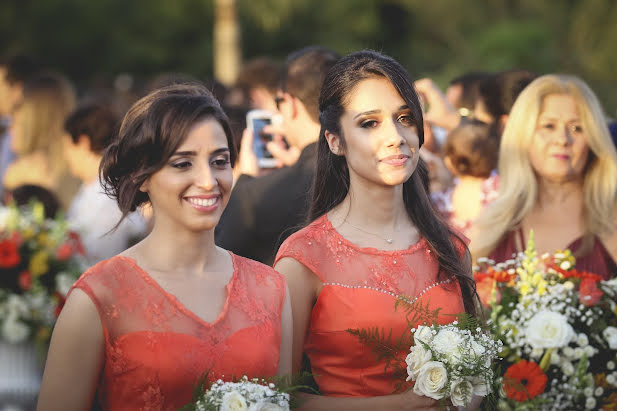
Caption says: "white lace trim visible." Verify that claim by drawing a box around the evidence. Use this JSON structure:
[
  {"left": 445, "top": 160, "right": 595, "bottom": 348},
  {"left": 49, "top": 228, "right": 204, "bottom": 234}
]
[{"left": 322, "top": 278, "right": 453, "bottom": 304}]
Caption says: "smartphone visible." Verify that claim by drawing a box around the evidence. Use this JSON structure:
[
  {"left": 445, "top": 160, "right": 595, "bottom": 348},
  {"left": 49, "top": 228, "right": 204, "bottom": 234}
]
[{"left": 246, "top": 109, "right": 278, "bottom": 168}]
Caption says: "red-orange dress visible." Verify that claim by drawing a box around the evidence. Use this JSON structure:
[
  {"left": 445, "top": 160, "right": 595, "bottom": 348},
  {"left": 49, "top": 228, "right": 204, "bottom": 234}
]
[
  {"left": 274, "top": 215, "right": 467, "bottom": 397},
  {"left": 69, "top": 253, "right": 286, "bottom": 410}
]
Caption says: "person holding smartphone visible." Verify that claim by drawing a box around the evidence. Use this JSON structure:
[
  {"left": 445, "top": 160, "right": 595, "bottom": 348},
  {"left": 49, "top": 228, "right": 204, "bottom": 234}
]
[{"left": 215, "top": 46, "right": 340, "bottom": 266}]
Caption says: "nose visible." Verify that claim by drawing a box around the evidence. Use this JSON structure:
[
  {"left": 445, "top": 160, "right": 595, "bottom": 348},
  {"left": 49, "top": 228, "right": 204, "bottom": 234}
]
[
  {"left": 384, "top": 118, "right": 406, "bottom": 147},
  {"left": 554, "top": 124, "right": 573, "bottom": 146},
  {"left": 195, "top": 162, "right": 217, "bottom": 190}
]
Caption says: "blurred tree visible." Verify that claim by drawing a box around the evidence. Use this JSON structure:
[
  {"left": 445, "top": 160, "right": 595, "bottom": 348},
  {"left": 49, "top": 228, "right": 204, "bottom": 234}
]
[
  {"left": 214, "top": 0, "right": 241, "bottom": 85},
  {"left": 0, "top": 0, "right": 614, "bottom": 114}
]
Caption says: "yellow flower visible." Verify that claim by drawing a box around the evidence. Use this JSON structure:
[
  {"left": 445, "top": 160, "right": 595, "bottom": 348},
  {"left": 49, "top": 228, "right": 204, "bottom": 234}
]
[
  {"left": 537, "top": 280, "right": 547, "bottom": 296},
  {"left": 29, "top": 250, "right": 49, "bottom": 277},
  {"left": 37, "top": 232, "right": 52, "bottom": 248},
  {"left": 520, "top": 283, "right": 531, "bottom": 296},
  {"left": 22, "top": 227, "right": 35, "bottom": 240},
  {"left": 32, "top": 202, "right": 45, "bottom": 224}
]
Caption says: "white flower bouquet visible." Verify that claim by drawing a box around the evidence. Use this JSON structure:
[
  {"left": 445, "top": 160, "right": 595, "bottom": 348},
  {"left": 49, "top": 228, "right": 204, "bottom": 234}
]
[
  {"left": 186, "top": 376, "right": 290, "bottom": 411},
  {"left": 406, "top": 322, "right": 501, "bottom": 408},
  {"left": 474, "top": 232, "right": 617, "bottom": 409}
]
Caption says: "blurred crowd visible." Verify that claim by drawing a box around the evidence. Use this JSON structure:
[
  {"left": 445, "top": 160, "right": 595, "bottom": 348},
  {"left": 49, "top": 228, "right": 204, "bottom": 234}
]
[{"left": 1, "top": 51, "right": 616, "bottom": 269}]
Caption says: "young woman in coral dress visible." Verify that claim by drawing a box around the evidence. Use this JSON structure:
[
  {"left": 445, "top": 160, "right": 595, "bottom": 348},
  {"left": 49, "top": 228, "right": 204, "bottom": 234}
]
[
  {"left": 274, "top": 50, "right": 479, "bottom": 410},
  {"left": 37, "top": 84, "right": 292, "bottom": 410}
]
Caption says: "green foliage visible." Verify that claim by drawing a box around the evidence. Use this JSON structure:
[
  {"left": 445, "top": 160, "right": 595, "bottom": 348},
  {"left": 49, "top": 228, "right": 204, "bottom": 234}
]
[{"left": 1, "top": 0, "right": 615, "bottom": 113}]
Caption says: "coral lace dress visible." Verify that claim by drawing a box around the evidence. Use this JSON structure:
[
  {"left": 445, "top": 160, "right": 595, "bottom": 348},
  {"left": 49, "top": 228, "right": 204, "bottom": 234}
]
[
  {"left": 69, "top": 253, "right": 286, "bottom": 410},
  {"left": 274, "top": 215, "right": 468, "bottom": 397}
]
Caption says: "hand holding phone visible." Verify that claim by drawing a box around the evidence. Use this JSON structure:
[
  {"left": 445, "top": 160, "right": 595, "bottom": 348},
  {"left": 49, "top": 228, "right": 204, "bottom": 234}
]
[{"left": 246, "top": 109, "right": 277, "bottom": 168}]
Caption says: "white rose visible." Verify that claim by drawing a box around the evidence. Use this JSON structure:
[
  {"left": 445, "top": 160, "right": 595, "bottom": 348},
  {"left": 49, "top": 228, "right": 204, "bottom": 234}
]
[
  {"left": 603, "top": 327, "right": 617, "bottom": 349},
  {"left": 608, "top": 361, "right": 615, "bottom": 370},
  {"left": 584, "top": 387, "right": 593, "bottom": 397},
  {"left": 431, "top": 328, "right": 463, "bottom": 363},
  {"left": 248, "top": 402, "right": 286, "bottom": 411},
  {"left": 406, "top": 343, "right": 433, "bottom": 381},
  {"left": 471, "top": 376, "right": 489, "bottom": 397},
  {"left": 220, "top": 391, "right": 248, "bottom": 411},
  {"left": 607, "top": 374, "right": 616, "bottom": 385},
  {"left": 413, "top": 361, "right": 448, "bottom": 400},
  {"left": 6, "top": 295, "right": 29, "bottom": 317},
  {"left": 577, "top": 334, "right": 589, "bottom": 347},
  {"left": 586, "top": 397, "right": 596, "bottom": 409},
  {"left": 1, "top": 316, "right": 30, "bottom": 343},
  {"left": 530, "top": 348, "right": 544, "bottom": 359},
  {"left": 563, "top": 346, "right": 574, "bottom": 358},
  {"left": 414, "top": 325, "right": 434, "bottom": 345},
  {"left": 561, "top": 360, "right": 575, "bottom": 376},
  {"left": 550, "top": 351, "right": 561, "bottom": 365},
  {"left": 574, "top": 347, "right": 584, "bottom": 359},
  {"left": 469, "top": 340, "right": 486, "bottom": 361},
  {"left": 525, "top": 311, "right": 574, "bottom": 349},
  {"left": 450, "top": 378, "right": 474, "bottom": 407},
  {"left": 595, "top": 387, "right": 604, "bottom": 396},
  {"left": 584, "top": 345, "right": 595, "bottom": 358}
]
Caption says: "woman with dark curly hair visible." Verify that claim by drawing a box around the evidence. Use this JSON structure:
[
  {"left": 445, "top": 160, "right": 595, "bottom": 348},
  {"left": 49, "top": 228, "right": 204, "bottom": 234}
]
[{"left": 37, "top": 84, "right": 292, "bottom": 410}]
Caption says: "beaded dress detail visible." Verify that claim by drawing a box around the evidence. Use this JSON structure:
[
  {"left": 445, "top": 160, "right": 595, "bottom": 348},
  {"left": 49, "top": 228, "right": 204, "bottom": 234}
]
[
  {"left": 274, "top": 214, "right": 467, "bottom": 397},
  {"left": 69, "top": 253, "right": 286, "bottom": 410}
]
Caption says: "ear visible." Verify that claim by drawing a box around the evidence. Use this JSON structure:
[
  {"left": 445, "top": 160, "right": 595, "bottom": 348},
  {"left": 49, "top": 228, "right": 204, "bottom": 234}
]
[
  {"left": 139, "top": 178, "right": 149, "bottom": 193},
  {"left": 325, "top": 130, "right": 343, "bottom": 155},
  {"left": 76, "top": 134, "right": 93, "bottom": 152},
  {"left": 443, "top": 155, "right": 457, "bottom": 176},
  {"left": 498, "top": 114, "right": 509, "bottom": 134}
]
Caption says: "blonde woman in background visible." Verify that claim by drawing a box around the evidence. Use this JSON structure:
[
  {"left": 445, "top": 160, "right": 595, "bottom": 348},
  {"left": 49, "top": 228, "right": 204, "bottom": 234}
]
[
  {"left": 470, "top": 74, "right": 617, "bottom": 279},
  {"left": 3, "top": 72, "right": 81, "bottom": 209}
]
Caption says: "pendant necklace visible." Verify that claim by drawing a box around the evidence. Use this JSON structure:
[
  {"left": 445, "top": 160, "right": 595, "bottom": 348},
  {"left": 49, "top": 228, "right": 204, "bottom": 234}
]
[{"left": 343, "top": 219, "right": 394, "bottom": 244}]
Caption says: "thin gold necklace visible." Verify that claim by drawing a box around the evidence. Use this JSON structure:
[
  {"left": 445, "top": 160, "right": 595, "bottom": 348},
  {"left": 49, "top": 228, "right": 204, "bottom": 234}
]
[{"left": 343, "top": 219, "right": 394, "bottom": 244}]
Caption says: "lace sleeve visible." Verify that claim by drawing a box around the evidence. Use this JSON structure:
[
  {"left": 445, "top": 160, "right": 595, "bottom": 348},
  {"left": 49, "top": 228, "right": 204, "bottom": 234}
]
[{"left": 274, "top": 221, "right": 325, "bottom": 282}]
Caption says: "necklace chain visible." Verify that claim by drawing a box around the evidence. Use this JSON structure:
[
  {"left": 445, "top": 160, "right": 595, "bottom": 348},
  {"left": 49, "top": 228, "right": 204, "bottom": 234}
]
[{"left": 343, "top": 219, "right": 394, "bottom": 244}]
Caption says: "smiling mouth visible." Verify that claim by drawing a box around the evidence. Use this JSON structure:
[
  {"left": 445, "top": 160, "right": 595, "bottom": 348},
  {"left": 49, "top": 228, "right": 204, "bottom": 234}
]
[{"left": 184, "top": 196, "right": 220, "bottom": 210}]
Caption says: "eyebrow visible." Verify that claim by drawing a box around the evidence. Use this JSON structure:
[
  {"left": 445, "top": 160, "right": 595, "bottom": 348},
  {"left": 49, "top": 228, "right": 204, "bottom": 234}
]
[
  {"left": 171, "top": 148, "right": 230, "bottom": 157},
  {"left": 353, "top": 105, "right": 410, "bottom": 120}
]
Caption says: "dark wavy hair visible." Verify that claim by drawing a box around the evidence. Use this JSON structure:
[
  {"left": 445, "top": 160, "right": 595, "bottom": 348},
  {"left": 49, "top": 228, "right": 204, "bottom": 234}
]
[
  {"left": 309, "top": 49, "right": 478, "bottom": 315},
  {"left": 100, "top": 83, "right": 237, "bottom": 226}
]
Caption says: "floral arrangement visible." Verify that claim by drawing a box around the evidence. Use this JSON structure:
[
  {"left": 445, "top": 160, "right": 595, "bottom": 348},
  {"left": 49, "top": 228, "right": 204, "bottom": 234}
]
[
  {"left": 347, "top": 295, "right": 500, "bottom": 408},
  {"left": 182, "top": 376, "right": 291, "bottom": 411},
  {"left": 0, "top": 201, "right": 85, "bottom": 345},
  {"left": 474, "top": 232, "right": 617, "bottom": 410},
  {"left": 406, "top": 322, "right": 501, "bottom": 407}
]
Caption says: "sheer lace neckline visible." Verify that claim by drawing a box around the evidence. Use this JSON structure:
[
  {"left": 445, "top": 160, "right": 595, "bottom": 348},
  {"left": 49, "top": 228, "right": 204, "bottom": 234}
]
[
  {"left": 114, "top": 254, "right": 238, "bottom": 328},
  {"left": 321, "top": 214, "right": 428, "bottom": 256}
]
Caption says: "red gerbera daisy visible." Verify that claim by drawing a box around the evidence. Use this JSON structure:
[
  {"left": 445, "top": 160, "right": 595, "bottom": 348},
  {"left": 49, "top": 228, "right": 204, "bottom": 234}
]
[
  {"left": 503, "top": 360, "right": 547, "bottom": 402},
  {"left": 0, "top": 239, "right": 21, "bottom": 268}
]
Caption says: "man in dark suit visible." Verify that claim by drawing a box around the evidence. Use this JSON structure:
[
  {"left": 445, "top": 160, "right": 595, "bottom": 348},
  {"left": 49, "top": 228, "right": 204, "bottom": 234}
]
[{"left": 215, "top": 46, "right": 340, "bottom": 265}]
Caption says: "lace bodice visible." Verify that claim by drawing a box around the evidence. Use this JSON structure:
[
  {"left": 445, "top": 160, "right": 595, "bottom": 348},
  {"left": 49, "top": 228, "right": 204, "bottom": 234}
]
[
  {"left": 70, "top": 253, "right": 286, "bottom": 410},
  {"left": 275, "top": 215, "right": 467, "bottom": 397}
]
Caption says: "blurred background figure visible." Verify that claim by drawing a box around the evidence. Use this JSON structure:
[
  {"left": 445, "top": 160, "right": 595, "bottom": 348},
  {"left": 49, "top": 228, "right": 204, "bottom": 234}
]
[
  {"left": 216, "top": 46, "right": 340, "bottom": 265},
  {"left": 470, "top": 74, "right": 617, "bottom": 279},
  {"left": 8, "top": 184, "right": 60, "bottom": 219},
  {"left": 0, "top": 55, "right": 40, "bottom": 195},
  {"left": 431, "top": 120, "right": 499, "bottom": 236},
  {"left": 474, "top": 69, "right": 537, "bottom": 136},
  {"left": 3, "top": 72, "right": 81, "bottom": 210},
  {"left": 445, "top": 71, "right": 491, "bottom": 118},
  {"left": 228, "top": 56, "right": 281, "bottom": 112},
  {"left": 63, "top": 103, "right": 147, "bottom": 264}
]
